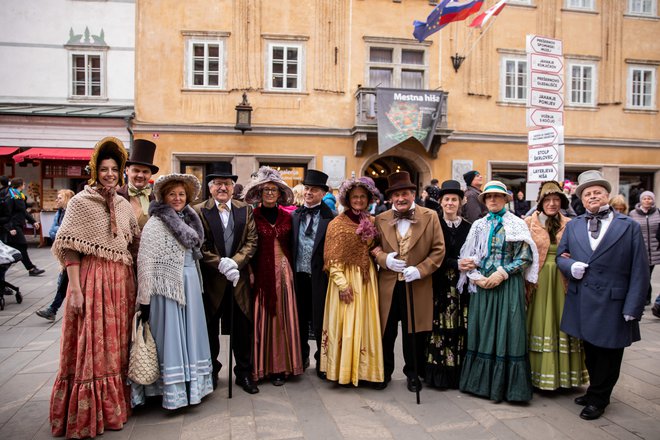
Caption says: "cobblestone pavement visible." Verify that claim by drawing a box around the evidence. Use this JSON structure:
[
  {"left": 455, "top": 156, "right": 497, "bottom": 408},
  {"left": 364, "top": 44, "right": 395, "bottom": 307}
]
[{"left": 0, "top": 246, "right": 658, "bottom": 439}]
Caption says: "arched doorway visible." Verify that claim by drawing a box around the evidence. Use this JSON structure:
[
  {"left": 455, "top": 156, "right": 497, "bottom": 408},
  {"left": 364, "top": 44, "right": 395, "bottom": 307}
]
[{"left": 361, "top": 147, "right": 432, "bottom": 196}]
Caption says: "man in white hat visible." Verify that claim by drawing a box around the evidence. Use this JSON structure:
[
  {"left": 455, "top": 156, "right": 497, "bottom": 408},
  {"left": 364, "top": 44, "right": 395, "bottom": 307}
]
[{"left": 557, "top": 170, "right": 648, "bottom": 420}]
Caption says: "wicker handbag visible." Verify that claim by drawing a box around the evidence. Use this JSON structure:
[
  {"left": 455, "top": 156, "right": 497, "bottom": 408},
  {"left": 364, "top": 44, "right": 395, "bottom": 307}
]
[{"left": 127, "top": 311, "right": 160, "bottom": 385}]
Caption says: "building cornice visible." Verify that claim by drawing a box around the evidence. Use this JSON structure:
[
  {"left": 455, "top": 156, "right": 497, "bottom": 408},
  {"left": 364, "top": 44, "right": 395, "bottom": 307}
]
[{"left": 449, "top": 131, "right": 660, "bottom": 148}]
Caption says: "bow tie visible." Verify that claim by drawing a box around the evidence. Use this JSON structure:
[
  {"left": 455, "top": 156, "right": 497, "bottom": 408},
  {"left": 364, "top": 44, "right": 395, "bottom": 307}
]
[
  {"left": 585, "top": 207, "right": 611, "bottom": 239},
  {"left": 389, "top": 209, "right": 417, "bottom": 226},
  {"left": 300, "top": 205, "right": 321, "bottom": 216},
  {"left": 300, "top": 205, "right": 320, "bottom": 236},
  {"left": 128, "top": 186, "right": 152, "bottom": 197}
]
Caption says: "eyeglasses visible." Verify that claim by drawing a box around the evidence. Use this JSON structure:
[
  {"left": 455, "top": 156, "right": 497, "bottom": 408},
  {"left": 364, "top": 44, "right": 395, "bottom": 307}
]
[
  {"left": 262, "top": 188, "right": 279, "bottom": 194},
  {"left": 211, "top": 181, "right": 233, "bottom": 188}
]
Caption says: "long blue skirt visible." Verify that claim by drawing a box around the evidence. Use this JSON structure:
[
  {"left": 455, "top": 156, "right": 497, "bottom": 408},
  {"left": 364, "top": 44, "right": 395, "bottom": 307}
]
[{"left": 131, "top": 251, "right": 213, "bottom": 409}]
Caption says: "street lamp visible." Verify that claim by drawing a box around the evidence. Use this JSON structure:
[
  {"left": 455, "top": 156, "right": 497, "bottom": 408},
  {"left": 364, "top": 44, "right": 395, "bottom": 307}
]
[{"left": 234, "top": 92, "right": 253, "bottom": 134}]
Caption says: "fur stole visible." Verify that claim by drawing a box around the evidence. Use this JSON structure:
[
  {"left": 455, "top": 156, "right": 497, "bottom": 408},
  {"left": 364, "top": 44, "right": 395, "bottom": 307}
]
[{"left": 149, "top": 202, "right": 204, "bottom": 256}]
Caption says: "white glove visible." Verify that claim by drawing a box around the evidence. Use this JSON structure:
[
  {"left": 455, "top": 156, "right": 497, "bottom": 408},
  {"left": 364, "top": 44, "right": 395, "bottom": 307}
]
[
  {"left": 218, "top": 257, "right": 238, "bottom": 275},
  {"left": 623, "top": 315, "right": 636, "bottom": 322},
  {"left": 226, "top": 268, "right": 240, "bottom": 287},
  {"left": 386, "top": 252, "right": 406, "bottom": 273},
  {"left": 570, "top": 262, "right": 589, "bottom": 279},
  {"left": 403, "top": 266, "right": 421, "bottom": 283}
]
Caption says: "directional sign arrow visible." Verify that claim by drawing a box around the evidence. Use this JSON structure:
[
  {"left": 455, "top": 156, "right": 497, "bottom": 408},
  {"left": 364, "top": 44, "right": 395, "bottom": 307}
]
[
  {"left": 530, "top": 53, "right": 564, "bottom": 74},
  {"left": 528, "top": 144, "right": 559, "bottom": 165},
  {"left": 531, "top": 72, "right": 564, "bottom": 92},
  {"left": 526, "top": 108, "right": 564, "bottom": 128},
  {"left": 529, "top": 89, "right": 564, "bottom": 110},
  {"left": 528, "top": 164, "right": 559, "bottom": 183},
  {"left": 528, "top": 126, "right": 564, "bottom": 146},
  {"left": 526, "top": 35, "right": 563, "bottom": 56}
]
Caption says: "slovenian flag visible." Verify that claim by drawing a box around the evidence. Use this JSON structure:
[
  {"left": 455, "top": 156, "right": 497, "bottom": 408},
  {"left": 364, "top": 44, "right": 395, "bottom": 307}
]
[
  {"left": 413, "top": 0, "right": 484, "bottom": 42},
  {"left": 469, "top": 0, "right": 507, "bottom": 28}
]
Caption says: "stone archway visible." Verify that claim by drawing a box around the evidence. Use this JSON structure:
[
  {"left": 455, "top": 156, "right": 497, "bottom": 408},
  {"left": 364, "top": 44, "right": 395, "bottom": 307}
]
[{"left": 360, "top": 146, "right": 433, "bottom": 196}]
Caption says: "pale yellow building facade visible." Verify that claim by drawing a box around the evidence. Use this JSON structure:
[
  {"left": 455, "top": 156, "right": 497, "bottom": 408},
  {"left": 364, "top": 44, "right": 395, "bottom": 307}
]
[{"left": 134, "top": 0, "right": 660, "bottom": 202}]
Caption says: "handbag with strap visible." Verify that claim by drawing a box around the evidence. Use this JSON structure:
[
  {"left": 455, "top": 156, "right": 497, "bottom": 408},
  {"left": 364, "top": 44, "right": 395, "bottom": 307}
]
[{"left": 127, "top": 311, "right": 160, "bottom": 385}]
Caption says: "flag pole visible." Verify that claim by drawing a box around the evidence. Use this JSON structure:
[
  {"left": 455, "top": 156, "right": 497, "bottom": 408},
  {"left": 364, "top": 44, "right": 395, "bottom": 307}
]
[{"left": 464, "top": 14, "right": 500, "bottom": 59}]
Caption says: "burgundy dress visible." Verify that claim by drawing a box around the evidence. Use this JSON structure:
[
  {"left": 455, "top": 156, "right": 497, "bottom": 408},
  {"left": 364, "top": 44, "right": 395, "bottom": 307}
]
[{"left": 252, "top": 205, "right": 304, "bottom": 380}]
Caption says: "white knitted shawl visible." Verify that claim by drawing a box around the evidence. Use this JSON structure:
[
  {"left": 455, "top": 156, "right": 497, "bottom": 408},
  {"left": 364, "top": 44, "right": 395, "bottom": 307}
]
[
  {"left": 52, "top": 186, "right": 140, "bottom": 267},
  {"left": 457, "top": 210, "right": 539, "bottom": 293},
  {"left": 136, "top": 204, "right": 204, "bottom": 306}
]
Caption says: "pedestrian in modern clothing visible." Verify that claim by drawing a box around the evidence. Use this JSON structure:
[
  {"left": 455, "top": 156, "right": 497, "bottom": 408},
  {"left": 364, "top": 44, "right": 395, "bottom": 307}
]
[
  {"left": 373, "top": 171, "right": 445, "bottom": 392},
  {"left": 35, "top": 189, "right": 75, "bottom": 321},
  {"left": 49, "top": 137, "right": 140, "bottom": 438},
  {"left": 514, "top": 190, "right": 531, "bottom": 218},
  {"left": 321, "top": 177, "right": 384, "bottom": 386},
  {"left": 461, "top": 170, "right": 487, "bottom": 223},
  {"left": 193, "top": 162, "right": 259, "bottom": 394},
  {"left": 557, "top": 170, "right": 648, "bottom": 420},
  {"left": 291, "top": 170, "right": 335, "bottom": 377},
  {"left": 609, "top": 194, "right": 628, "bottom": 215},
  {"left": 5, "top": 178, "right": 44, "bottom": 276},
  {"left": 628, "top": 190, "right": 660, "bottom": 309},
  {"left": 116, "top": 139, "right": 158, "bottom": 230},
  {"left": 422, "top": 185, "right": 441, "bottom": 214},
  {"left": 132, "top": 173, "right": 213, "bottom": 409},
  {"left": 0, "top": 176, "right": 10, "bottom": 243},
  {"left": 323, "top": 191, "right": 338, "bottom": 215},
  {"left": 458, "top": 180, "right": 538, "bottom": 403},
  {"left": 425, "top": 180, "right": 471, "bottom": 389},
  {"left": 525, "top": 181, "right": 588, "bottom": 390},
  {"left": 243, "top": 167, "right": 304, "bottom": 386}
]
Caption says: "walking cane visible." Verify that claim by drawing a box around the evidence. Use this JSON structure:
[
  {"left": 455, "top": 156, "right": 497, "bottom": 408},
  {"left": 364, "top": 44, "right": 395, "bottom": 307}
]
[
  {"left": 406, "top": 281, "right": 421, "bottom": 405},
  {"left": 228, "top": 283, "right": 234, "bottom": 399}
]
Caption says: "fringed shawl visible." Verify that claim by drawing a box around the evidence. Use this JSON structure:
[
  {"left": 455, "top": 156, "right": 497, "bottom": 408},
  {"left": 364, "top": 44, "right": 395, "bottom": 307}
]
[
  {"left": 52, "top": 186, "right": 140, "bottom": 267},
  {"left": 136, "top": 203, "right": 204, "bottom": 306},
  {"left": 457, "top": 210, "right": 539, "bottom": 293},
  {"left": 253, "top": 206, "right": 294, "bottom": 315},
  {"left": 323, "top": 213, "right": 374, "bottom": 281}
]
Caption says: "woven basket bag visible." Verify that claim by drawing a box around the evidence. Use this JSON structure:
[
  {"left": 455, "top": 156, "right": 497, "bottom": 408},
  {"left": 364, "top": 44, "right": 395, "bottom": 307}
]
[{"left": 127, "top": 311, "right": 160, "bottom": 385}]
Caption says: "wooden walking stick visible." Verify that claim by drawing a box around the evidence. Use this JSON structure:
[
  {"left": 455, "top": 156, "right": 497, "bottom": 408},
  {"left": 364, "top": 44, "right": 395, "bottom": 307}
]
[{"left": 406, "top": 281, "right": 421, "bottom": 405}]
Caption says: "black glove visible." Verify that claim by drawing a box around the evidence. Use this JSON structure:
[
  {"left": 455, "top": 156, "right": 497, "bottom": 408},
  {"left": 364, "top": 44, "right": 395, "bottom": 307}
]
[{"left": 139, "top": 304, "right": 150, "bottom": 323}]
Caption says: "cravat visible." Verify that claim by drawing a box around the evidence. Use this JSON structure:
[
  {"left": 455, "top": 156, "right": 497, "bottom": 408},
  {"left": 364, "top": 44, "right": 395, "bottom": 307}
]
[
  {"left": 218, "top": 203, "right": 228, "bottom": 212},
  {"left": 300, "top": 205, "right": 320, "bottom": 236},
  {"left": 585, "top": 207, "right": 611, "bottom": 239},
  {"left": 128, "top": 184, "right": 151, "bottom": 215}
]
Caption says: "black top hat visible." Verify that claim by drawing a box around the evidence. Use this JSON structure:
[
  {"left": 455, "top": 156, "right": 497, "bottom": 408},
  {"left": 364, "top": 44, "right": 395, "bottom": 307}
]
[
  {"left": 207, "top": 162, "right": 238, "bottom": 182},
  {"left": 437, "top": 179, "right": 464, "bottom": 200},
  {"left": 385, "top": 171, "right": 416, "bottom": 197},
  {"left": 302, "top": 169, "right": 329, "bottom": 192},
  {"left": 126, "top": 139, "right": 159, "bottom": 174}
]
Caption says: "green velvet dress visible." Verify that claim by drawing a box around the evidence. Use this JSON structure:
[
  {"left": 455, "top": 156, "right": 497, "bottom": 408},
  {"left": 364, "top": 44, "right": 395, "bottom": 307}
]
[
  {"left": 459, "top": 222, "right": 534, "bottom": 402},
  {"left": 526, "top": 244, "right": 589, "bottom": 390}
]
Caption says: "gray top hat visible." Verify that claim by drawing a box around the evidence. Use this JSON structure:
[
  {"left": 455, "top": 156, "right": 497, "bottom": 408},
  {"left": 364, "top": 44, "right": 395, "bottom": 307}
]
[{"left": 575, "top": 170, "right": 612, "bottom": 199}]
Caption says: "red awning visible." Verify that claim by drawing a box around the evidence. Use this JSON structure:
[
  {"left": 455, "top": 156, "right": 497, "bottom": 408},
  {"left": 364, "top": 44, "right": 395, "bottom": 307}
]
[
  {"left": 13, "top": 148, "right": 94, "bottom": 164},
  {"left": 0, "top": 147, "right": 19, "bottom": 156}
]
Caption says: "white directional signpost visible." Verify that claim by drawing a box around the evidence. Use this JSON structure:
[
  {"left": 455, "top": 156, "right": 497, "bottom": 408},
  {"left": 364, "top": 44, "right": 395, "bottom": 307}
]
[{"left": 526, "top": 35, "right": 565, "bottom": 189}]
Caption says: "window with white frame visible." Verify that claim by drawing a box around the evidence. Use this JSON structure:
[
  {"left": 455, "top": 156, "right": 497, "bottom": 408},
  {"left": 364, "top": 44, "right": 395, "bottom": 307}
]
[
  {"left": 628, "top": 66, "right": 656, "bottom": 109},
  {"left": 185, "top": 38, "right": 225, "bottom": 89},
  {"left": 565, "top": 0, "right": 595, "bottom": 10},
  {"left": 501, "top": 57, "right": 527, "bottom": 102},
  {"left": 367, "top": 46, "right": 428, "bottom": 89},
  {"left": 267, "top": 42, "right": 304, "bottom": 91},
  {"left": 628, "top": 0, "right": 656, "bottom": 16},
  {"left": 508, "top": 0, "right": 533, "bottom": 5},
  {"left": 70, "top": 52, "right": 104, "bottom": 98},
  {"left": 568, "top": 62, "right": 597, "bottom": 106}
]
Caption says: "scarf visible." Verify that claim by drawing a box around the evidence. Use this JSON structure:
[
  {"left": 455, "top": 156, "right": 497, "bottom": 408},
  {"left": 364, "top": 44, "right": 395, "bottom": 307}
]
[
  {"left": 128, "top": 183, "right": 152, "bottom": 215},
  {"left": 485, "top": 207, "right": 507, "bottom": 258},
  {"left": 136, "top": 202, "right": 204, "bottom": 306},
  {"left": 324, "top": 213, "right": 375, "bottom": 281},
  {"left": 585, "top": 205, "right": 612, "bottom": 239},
  {"left": 457, "top": 210, "right": 539, "bottom": 293},
  {"left": 52, "top": 186, "right": 140, "bottom": 267},
  {"left": 8, "top": 188, "right": 25, "bottom": 200}
]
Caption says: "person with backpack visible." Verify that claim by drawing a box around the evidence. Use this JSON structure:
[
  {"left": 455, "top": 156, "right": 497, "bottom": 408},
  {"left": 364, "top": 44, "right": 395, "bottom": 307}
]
[{"left": 5, "top": 178, "right": 44, "bottom": 276}]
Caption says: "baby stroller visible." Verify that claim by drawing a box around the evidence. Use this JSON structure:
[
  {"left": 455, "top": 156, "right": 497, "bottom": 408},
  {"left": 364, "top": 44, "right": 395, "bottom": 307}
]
[{"left": 0, "top": 241, "right": 23, "bottom": 310}]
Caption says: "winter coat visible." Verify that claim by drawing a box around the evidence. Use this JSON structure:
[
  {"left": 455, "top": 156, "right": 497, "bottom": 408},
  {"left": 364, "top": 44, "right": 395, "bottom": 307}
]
[{"left": 629, "top": 204, "right": 660, "bottom": 265}]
